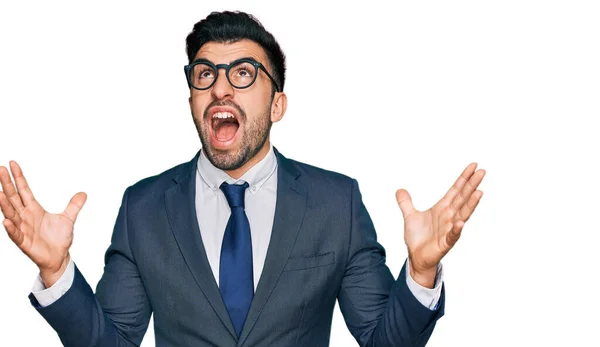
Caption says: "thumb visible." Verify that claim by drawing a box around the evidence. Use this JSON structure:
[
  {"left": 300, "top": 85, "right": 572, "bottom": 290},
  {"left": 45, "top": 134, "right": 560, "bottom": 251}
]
[
  {"left": 396, "top": 189, "right": 416, "bottom": 220},
  {"left": 63, "top": 192, "right": 87, "bottom": 223}
]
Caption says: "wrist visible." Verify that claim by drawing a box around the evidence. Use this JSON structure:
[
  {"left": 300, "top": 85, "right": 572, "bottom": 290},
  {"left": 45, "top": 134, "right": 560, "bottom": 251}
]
[
  {"left": 39, "top": 254, "right": 70, "bottom": 288},
  {"left": 409, "top": 260, "right": 438, "bottom": 289}
]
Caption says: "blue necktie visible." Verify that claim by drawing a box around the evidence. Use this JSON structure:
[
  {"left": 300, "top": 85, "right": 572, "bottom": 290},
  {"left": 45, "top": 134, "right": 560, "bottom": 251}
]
[{"left": 219, "top": 182, "right": 253, "bottom": 337}]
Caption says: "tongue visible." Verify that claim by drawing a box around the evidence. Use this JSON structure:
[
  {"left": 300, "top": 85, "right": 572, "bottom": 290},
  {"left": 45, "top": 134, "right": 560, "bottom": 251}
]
[{"left": 214, "top": 121, "right": 239, "bottom": 142}]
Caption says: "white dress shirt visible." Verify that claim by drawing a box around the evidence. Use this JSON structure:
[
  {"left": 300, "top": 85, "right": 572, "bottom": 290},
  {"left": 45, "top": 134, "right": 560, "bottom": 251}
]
[
  {"left": 32, "top": 144, "right": 443, "bottom": 309},
  {"left": 195, "top": 143, "right": 278, "bottom": 290}
]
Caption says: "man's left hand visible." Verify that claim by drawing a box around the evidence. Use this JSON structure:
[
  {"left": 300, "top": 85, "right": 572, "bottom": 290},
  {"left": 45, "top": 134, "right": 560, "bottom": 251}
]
[{"left": 396, "top": 163, "right": 485, "bottom": 288}]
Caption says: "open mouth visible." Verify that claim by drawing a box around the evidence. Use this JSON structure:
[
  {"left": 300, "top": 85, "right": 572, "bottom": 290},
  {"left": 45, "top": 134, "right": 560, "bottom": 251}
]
[{"left": 211, "top": 111, "right": 240, "bottom": 143}]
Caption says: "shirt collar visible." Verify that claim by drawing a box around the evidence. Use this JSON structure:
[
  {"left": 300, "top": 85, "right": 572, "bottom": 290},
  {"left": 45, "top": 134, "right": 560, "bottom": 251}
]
[{"left": 197, "top": 144, "right": 277, "bottom": 195}]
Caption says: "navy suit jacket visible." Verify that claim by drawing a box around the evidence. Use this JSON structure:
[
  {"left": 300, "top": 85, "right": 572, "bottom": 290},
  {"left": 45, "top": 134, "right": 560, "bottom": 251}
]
[{"left": 30, "top": 148, "right": 444, "bottom": 346}]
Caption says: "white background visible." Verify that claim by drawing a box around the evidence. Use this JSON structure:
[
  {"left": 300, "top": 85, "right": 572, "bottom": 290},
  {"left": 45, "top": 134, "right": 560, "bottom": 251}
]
[{"left": 1, "top": 1, "right": 599, "bottom": 346}]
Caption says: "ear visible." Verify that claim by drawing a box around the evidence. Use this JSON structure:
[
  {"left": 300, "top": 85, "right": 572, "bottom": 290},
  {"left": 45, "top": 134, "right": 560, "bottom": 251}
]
[
  {"left": 270, "top": 92, "right": 287, "bottom": 123},
  {"left": 188, "top": 95, "right": 192, "bottom": 111}
]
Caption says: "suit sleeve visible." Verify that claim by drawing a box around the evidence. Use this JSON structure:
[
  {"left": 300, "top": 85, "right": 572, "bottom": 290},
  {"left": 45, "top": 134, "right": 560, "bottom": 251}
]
[
  {"left": 337, "top": 179, "right": 445, "bottom": 347},
  {"left": 29, "top": 187, "right": 152, "bottom": 347}
]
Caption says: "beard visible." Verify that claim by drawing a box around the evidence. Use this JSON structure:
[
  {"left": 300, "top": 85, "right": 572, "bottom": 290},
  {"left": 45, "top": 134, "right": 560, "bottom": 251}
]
[{"left": 193, "top": 99, "right": 272, "bottom": 171}]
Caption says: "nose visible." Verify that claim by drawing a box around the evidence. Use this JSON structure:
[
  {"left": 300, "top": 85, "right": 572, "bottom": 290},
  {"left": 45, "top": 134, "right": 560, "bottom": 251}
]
[{"left": 211, "top": 68, "right": 234, "bottom": 100}]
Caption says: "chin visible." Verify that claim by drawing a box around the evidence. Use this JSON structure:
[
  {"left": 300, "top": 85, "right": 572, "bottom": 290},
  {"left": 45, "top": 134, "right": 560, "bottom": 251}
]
[{"left": 205, "top": 145, "right": 249, "bottom": 171}]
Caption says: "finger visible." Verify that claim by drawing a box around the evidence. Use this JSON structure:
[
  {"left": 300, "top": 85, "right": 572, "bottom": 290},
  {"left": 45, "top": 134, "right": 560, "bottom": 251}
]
[
  {"left": 446, "top": 220, "right": 465, "bottom": 248},
  {"left": 441, "top": 163, "right": 478, "bottom": 205},
  {"left": 0, "top": 191, "right": 22, "bottom": 226},
  {"left": 9, "top": 161, "right": 36, "bottom": 206},
  {"left": 3, "top": 218, "right": 24, "bottom": 246},
  {"left": 0, "top": 165, "right": 25, "bottom": 213},
  {"left": 456, "top": 190, "right": 483, "bottom": 223},
  {"left": 396, "top": 189, "right": 416, "bottom": 219},
  {"left": 63, "top": 192, "right": 87, "bottom": 223},
  {"left": 449, "top": 169, "right": 486, "bottom": 213}
]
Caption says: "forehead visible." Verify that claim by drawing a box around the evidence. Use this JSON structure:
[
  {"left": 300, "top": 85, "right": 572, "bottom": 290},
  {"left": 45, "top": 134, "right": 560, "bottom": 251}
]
[{"left": 193, "top": 39, "right": 269, "bottom": 65}]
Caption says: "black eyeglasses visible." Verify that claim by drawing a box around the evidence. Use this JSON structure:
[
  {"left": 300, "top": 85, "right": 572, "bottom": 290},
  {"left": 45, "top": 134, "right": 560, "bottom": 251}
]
[{"left": 184, "top": 58, "right": 280, "bottom": 92}]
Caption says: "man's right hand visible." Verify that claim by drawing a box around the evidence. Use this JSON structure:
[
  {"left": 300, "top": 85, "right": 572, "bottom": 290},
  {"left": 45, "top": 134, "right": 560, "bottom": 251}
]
[{"left": 0, "top": 161, "right": 86, "bottom": 288}]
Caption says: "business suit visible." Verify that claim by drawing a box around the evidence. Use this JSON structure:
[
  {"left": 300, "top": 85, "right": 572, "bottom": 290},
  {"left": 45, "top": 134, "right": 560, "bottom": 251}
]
[{"left": 29, "top": 148, "right": 445, "bottom": 346}]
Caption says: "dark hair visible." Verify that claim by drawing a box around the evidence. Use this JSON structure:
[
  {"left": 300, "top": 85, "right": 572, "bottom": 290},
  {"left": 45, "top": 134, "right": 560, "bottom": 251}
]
[{"left": 186, "top": 11, "right": 286, "bottom": 92}]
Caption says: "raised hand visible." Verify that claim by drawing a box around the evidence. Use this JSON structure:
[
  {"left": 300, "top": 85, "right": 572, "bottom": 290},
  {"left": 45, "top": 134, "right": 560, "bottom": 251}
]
[
  {"left": 0, "top": 161, "right": 87, "bottom": 288},
  {"left": 396, "top": 163, "right": 485, "bottom": 288}
]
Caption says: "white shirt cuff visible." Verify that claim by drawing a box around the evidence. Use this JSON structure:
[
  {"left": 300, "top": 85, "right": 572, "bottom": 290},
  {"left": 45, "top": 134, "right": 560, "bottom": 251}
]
[
  {"left": 405, "top": 258, "right": 443, "bottom": 310},
  {"left": 31, "top": 258, "right": 75, "bottom": 307}
]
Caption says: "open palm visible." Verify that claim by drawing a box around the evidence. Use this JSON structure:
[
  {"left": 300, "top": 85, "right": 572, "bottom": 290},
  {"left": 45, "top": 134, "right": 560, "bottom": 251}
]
[
  {"left": 0, "top": 161, "right": 86, "bottom": 286},
  {"left": 396, "top": 163, "right": 485, "bottom": 281}
]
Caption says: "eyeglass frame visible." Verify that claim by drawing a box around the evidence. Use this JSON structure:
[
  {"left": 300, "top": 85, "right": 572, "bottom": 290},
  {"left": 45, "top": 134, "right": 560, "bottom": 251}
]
[{"left": 183, "top": 57, "right": 281, "bottom": 93}]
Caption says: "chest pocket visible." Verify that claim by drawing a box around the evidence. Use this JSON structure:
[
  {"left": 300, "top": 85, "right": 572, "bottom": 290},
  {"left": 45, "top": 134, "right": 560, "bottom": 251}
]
[{"left": 283, "top": 252, "right": 335, "bottom": 271}]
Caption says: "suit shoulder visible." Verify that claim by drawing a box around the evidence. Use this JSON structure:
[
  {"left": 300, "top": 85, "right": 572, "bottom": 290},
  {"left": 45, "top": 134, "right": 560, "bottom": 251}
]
[
  {"left": 125, "top": 154, "right": 197, "bottom": 200},
  {"left": 285, "top": 157, "right": 356, "bottom": 191}
]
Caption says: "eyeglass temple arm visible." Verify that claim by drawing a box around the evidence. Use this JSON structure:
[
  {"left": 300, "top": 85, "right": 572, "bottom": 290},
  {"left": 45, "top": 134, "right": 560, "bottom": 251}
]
[
  {"left": 259, "top": 66, "right": 281, "bottom": 92},
  {"left": 184, "top": 66, "right": 192, "bottom": 88}
]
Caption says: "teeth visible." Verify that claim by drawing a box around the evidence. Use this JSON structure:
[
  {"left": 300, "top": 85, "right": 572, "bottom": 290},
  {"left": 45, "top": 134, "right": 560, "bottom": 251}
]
[{"left": 212, "top": 112, "right": 235, "bottom": 119}]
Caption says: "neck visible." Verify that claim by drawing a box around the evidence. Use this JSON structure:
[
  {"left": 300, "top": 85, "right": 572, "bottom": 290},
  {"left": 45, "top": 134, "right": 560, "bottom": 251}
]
[{"left": 225, "top": 139, "right": 271, "bottom": 179}]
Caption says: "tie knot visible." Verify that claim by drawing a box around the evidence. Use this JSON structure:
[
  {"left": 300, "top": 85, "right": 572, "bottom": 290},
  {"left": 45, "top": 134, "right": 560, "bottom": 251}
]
[{"left": 220, "top": 182, "right": 249, "bottom": 209}]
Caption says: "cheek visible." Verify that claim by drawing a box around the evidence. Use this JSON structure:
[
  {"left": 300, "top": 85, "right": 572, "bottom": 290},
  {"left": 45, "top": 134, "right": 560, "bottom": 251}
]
[
  {"left": 239, "top": 93, "right": 271, "bottom": 120},
  {"left": 190, "top": 96, "right": 209, "bottom": 117}
]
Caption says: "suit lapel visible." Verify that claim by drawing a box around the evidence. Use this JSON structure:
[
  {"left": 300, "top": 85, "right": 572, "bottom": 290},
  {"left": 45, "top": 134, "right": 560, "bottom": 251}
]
[
  {"left": 237, "top": 148, "right": 307, "bottom": 346},
  {"left": 164, "top": 151, "right": 237, "bottom": 340}
]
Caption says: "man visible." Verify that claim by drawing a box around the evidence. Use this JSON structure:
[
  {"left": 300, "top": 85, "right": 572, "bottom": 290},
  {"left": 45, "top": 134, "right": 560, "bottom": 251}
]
[{"left": 0, "top": 10, "right": 485, "bottom": 347}]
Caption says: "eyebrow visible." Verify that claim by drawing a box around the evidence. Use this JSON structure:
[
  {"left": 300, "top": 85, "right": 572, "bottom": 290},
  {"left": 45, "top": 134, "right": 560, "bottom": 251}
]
[{"left": 191, "top": 56, "right": 259, "bottom": 65}]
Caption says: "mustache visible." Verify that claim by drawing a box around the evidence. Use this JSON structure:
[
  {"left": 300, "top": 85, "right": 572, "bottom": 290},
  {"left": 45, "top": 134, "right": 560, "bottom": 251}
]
[{"left": 203, "top": 99, "right": 246, "bottom": 122}]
